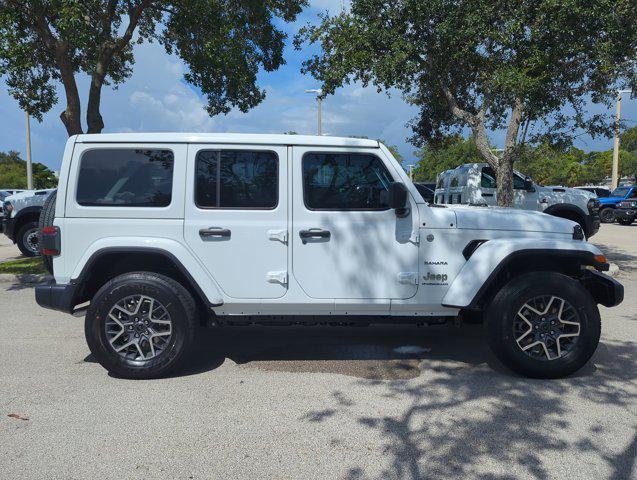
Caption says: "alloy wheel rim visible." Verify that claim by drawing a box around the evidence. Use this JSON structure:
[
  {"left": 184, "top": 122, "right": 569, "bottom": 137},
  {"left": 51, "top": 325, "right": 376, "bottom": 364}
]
[
  {"left": 105, "top": 295, "right": 173, "bottom": 361},
  {"left": 513, "top": 295, "right": 580, "bottom": 361}
]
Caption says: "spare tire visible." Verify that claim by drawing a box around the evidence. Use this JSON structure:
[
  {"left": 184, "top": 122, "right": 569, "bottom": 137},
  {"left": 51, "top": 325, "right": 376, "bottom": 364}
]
[{"left": 38, "top": 190, "right": 57, "bottom": 275}]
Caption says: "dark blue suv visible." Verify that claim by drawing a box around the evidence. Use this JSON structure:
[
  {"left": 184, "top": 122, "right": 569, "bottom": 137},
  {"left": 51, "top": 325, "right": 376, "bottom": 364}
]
[{"left": 599, "top": 185, "right": 637, "bottom": 223}]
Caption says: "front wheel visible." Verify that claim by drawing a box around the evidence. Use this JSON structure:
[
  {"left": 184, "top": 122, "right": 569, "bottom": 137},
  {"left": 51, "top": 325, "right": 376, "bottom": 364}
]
[
  {"left": 617, "top": 217, "right": 634, "bottom": 226},
  {"left": 85, "top": 272, "right": 199, "bottom": 379},
  {"left": 16, "top": 221, "right": 40, "bottom": 257},
  {"left": 600, "top": 208, "right": 615, "bottom": 223},
  {"left": 486, "top": 272, "right": 600, "bottom": 378}
]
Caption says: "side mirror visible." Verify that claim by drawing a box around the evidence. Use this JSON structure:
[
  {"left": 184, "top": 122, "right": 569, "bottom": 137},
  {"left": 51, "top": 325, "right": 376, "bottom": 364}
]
[
  {"left": 524, "top": 177, "right": 535, "bottom": 192},
  {"left": 389, "top": 182, "right": 409, "bottom": 215}
]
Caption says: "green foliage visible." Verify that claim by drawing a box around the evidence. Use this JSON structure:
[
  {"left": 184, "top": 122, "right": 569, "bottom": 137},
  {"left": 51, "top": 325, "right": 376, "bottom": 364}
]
[
  {"left": 0, "top": 151, "right": 57, "bottom": 189},
  {"left": 620, "top": 125, "right": 637, "bottom": 153},
  {"left": 0, "top": 1, "right": 307, "bottom": 133},
  {"left": 296, "top": 0, "right": 637, "bottom": 204},
  {"left": 412, "top": 136, "right": 637, "bottom": 186}
]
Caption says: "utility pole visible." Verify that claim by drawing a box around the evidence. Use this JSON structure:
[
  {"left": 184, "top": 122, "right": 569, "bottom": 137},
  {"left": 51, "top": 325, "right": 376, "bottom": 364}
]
[
  {"left": 305, "top": 89, "right": 323, "bottom": 135},
  {"left": 612, "top": 89, "right": 632, "bottom": 190},
  {"left": 25, "top": 111, "right": 33, "bottom": 190},
  {"left": 407, "top": 164, "right": 415, "bottom": 180}
]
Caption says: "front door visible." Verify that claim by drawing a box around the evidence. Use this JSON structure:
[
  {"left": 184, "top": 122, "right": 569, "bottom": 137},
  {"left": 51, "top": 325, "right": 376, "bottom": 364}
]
[
  {"left": 184, "top": 144, "right": 288, "bottom": 299},
  {"left": 291, "top": 147, "right": 419, "bottom": 300}
]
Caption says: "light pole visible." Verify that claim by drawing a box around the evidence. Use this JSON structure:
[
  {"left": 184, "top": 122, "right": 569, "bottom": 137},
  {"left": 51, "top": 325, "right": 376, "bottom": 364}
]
[
  {"left": 25, "top": 111, "right": 33, "bottom": 190},
  {"left": 611, "top": 89, "right": 632, "bottom": 190},
  {"left": 407, "top": 164, "right": 415, "bottom": 180},
  {"left": 305, "top": 89, "right": 322, "bottom": 135}
]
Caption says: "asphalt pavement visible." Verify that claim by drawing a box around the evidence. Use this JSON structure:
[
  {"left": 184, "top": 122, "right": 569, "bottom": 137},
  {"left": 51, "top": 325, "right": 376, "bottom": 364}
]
[{"left": 0, "top": 224, "right": 636, "bottom": 479}]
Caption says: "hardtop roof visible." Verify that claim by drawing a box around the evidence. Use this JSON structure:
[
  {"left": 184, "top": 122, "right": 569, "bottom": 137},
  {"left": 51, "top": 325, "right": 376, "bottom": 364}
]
[{"left": 74, "top": 133, "right": 380, "bottom": 148}]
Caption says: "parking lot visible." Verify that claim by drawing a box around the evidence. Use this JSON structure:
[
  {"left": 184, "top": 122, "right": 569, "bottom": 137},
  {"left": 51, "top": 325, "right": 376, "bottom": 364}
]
[{"left": 0, "top": 224, "right": 635, "bottom": 479}]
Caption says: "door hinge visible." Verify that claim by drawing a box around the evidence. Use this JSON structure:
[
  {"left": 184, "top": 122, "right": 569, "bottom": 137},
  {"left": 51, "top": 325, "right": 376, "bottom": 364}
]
[
  {"left": 409, "top": 231, "right": 420, "bottom": 244},
  {"left": 397, "top": 272, "right": 418, "bottom": 285},
  {"left": 267, "top": 229, "right": 288, "bottom": 244},
  {"left": 266, "top": 270, "right": 288, "bottom": 285}
]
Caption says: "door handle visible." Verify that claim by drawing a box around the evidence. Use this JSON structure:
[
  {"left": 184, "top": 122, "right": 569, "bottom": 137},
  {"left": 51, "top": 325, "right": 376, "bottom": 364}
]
[
  {"left": 199, "top": 227, "right": 231, "bottom": 238},
  {"left": 482, "top": 193, "right": 494, "bottom": 197},
  {"left": 299, "top": 228, "right": 331, "bottom": 243}
]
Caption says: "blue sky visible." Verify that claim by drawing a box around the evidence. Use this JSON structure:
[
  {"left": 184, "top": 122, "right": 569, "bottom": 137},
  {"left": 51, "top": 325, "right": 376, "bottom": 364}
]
[{"left": 1, "top": 0, "right": 636, "bottom": 172}]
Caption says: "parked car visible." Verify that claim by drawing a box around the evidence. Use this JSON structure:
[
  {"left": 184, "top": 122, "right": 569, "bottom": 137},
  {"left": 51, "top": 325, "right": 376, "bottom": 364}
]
[
  {"left": 414, "top": 182, "right": 436, "bottom": 203},
  {"left": 35, "top": 133, "right": 622, "bottom": 380},
  {"left": 434, "top": 164, "right": 600, "bottom": 238},
  {"left": 2, "top": 189, "right": 56, "bottom": 256},
  {"left": 598, "top": 185, "right": 637, "bottom": 223},
  {"left": 575, "top": 186, "right": 611, "bottom": 198},
  {"left": 614, "top": 198, "right": 637, "bottom": 225}
]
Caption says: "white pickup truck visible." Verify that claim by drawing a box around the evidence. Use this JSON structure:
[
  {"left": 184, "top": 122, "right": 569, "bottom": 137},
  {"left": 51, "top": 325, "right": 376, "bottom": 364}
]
[
  {"left": 434, "top": 164, "right": 601, "bottom": 238},
  {"left": 34, "top": 134, "right": 622, "bottom": 379}
]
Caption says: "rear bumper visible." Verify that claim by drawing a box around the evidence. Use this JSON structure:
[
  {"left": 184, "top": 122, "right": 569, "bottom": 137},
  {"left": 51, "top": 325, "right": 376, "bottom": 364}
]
[{"left": 35, "top": 282, "right": 78, "bottom": 314}]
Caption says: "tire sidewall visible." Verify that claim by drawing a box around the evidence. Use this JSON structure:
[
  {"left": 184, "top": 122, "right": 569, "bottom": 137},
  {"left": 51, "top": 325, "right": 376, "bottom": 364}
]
[
  {"left": 600, "top": 208, "right": 615, "bottom": 223},
  {"left": 487, "top": 273, "right": 600, "bottom": 378},
  {"left": 86, "top": 275, "right": 192, "bottom": 378}
]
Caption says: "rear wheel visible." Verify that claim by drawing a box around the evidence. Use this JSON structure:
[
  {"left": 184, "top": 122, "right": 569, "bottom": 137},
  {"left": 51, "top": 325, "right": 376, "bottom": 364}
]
[
  {"left": 486, "top": 271, "right": 600, "bottom": 378},
  {"left": 16, "top": 221, "right": 40, "bottom": 257},
  {"left": 85, "top": 272, "right": 199, "bottom": 379},
  {"left": 600, "top": 208, "right": 615, "bottom": 223}
]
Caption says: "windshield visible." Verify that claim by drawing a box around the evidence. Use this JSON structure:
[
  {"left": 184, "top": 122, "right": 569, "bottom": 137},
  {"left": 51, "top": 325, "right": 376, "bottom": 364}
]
[{"left": 611, "top": 187, "right": 630, "bottom": 197}]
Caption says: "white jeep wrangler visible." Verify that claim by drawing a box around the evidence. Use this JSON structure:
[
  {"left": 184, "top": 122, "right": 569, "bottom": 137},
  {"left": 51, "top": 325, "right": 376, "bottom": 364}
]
[
  {"left": 434, "top": 164, "right": 601, "bottom": 238},
  {"left": 35, "top": 134, "right": 623, "bottom": 379}
]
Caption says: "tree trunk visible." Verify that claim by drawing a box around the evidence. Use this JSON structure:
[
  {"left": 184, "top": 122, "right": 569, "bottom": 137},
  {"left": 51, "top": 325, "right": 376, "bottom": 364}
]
[
  {"left": 58, "top": 62, "right": 83, "bottom": 136},
  {"left": 496, "top": 160, "right": 514, "bottom": 207},
  {"left": 87, "top": 74, "right": 105, "bottom": 134}
]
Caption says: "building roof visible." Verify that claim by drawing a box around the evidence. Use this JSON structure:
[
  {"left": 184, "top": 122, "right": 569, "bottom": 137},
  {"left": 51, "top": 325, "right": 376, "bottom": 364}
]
[{"left": 75, "top": 133, "right": 380, "bottom": 148}]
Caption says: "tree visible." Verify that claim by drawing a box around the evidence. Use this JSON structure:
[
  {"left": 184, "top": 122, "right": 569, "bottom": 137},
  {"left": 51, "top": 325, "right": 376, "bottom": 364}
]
[
  {"left": 0, "top": 1, "right": 307, "bottom": 136},
  {"left": 296, "top": 0, "right": 637, "bottom": 206},
  {"left": 620, "top": 125, "right": 637, "bottom": 153},
  {"left": 0, "top": 151, "right": 57, "bottom": 189},
  {"left": 412, "top": 135, "right": 483, "bottom": 182}
]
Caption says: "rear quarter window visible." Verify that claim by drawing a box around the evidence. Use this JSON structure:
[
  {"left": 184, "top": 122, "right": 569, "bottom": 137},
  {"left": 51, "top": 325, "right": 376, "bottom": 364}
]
[{"left": 76, "top": 149, "right": 174, "bottom": 207}]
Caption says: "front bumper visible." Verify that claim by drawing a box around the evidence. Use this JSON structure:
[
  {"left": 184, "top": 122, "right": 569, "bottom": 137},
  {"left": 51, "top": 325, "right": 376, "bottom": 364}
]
[
  {"left": 614, "top": 208, "right": 636, "bottom": 221},
  {"left": 2, "top": 217, "right": 15, "bottom": 241},
  {"left": 35, "top": 282, "right": 79, "bottom": 314}
]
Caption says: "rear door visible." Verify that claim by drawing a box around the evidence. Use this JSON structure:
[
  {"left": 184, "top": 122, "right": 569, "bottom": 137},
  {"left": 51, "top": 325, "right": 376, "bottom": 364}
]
[
  {"left": 479, "top": 166, "right": 498, "bottom": 205},
  {"left": 184, "top": 144, "right": 288, "bottom": 299}
]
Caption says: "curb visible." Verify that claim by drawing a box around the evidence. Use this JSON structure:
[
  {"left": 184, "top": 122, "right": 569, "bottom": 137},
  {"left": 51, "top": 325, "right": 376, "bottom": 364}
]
[{"left": 0, "top": 273, "right": 53, "bottom": 284}]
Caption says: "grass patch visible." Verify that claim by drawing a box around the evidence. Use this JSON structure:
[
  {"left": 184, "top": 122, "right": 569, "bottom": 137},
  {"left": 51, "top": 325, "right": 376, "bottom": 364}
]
[{"left": 0, "top": 257, "right": 47, "bottom": 275}]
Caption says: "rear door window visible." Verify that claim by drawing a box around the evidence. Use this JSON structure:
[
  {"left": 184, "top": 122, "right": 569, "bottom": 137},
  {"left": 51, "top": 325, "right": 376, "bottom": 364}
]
[
  {"left": 77, "top": 149, "right": 174, "bottom": 207},
  {"left": 195, "top": 150, "right": 278, "bottom": 209}
]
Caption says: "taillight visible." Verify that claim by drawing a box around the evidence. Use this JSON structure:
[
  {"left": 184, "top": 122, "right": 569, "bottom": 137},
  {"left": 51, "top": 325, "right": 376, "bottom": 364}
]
[{"left": 41, "top": 226, "right": 61, "bottom": 256}]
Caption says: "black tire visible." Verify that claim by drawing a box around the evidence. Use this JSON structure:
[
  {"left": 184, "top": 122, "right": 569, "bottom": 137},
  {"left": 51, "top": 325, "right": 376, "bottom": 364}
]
[
  {"left": 38, "top": 190, "right": 57, "bottom": 274},
  {"left": 617, "top": 217, "right": 634, "bottom": 226},
  {"left": 85, "top": 272, "right": 199, "bottom": 379},
  {"left": 485, "top": 271, "right": 600, "bottom": 379},
  {"left": 600, "top": 208, "right": 615, "bottom": 223},
  {"left": 16, "top": 221, "right": 41, "bottom": 257}
]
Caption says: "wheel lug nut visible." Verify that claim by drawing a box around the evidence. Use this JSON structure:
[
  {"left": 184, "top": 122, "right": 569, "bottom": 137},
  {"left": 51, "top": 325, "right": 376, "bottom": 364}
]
[{"left": 135, "top": 333, "right": 139, "bottom": 338}]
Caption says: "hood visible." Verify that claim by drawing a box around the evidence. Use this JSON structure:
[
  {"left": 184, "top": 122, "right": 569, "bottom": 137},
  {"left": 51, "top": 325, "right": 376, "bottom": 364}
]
[
  {"left": 538, "top": 185, "right": 594, "bottom": 203},
  {"left": 4, "top": 189, "right": 55, "bottom": 215},
  {"left": 599, "top": 196, "right": 624, "bottom": 204},
  {"left": 448, "top": 204, "right": 577, "bottom": 235}
]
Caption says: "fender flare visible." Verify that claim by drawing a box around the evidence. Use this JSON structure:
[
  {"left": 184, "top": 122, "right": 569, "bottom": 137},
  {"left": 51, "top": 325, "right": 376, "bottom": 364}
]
[
  {"left": 543, "top": 203, "right": 586, "bottom": 222},
  {"left": 441, "top": 239, "right": 607, "bottom": 309},
  {"left": 71, "top": 238, "right": 225, "bottom": 307}
]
